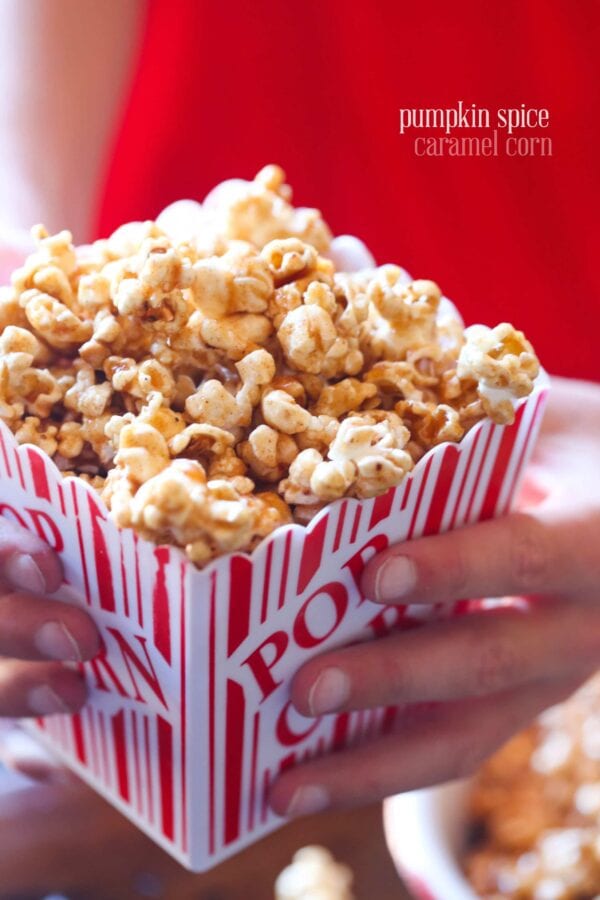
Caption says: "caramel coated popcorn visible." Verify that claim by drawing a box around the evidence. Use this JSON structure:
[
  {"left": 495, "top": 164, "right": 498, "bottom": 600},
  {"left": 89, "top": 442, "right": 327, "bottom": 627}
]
[
  {"left": 465, "top": 676, "right": 600, "bottom": 899},
  {"left": 0, "top": 167, "right": 540, "bottom": 567}
]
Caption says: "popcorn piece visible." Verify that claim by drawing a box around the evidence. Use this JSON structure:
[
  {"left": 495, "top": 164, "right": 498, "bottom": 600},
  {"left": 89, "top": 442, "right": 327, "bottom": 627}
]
[
  {"left": 199, "top": 312, "right": 273, "bottom": 360},
  {"left": 396, "top": 399, "right": 464, "bottom": 447},
  {"left": 125, "top": 459, "right": 286, "bottom": 566},
  {"left": 238, "top": 424, "right": 298, "bottom": 481},
  {"left": 22, "top": 290, "right": 92, "bottom": 349},
  {"left": 361, "top": 270, "right": 441, "bottom": 361},
  {"left": 275, "top": 846, "right": 355, "bottom": 900},
  {"left": 328, "top": 413, "right": 413, "bottom": 499},
  {"left": 114, "top": 423, "right": 170, "bottom": 484},
  {"left": 364, "top": 359, "right": 438, "bottom": 402},
  {"left": 185, "top": 380, "right": 243, "bottom": 431},
  {"left": 312, "top": 378, "right": 378, "bottom": 418},
  {"left": 13, "top": 416, "right": 58, "bottom": 456},
  {"left": 260, "top": 238, "right": 318, "bottom": 287},
  {"left": 203, "top": 165, "right": 332, "bottom": 253},
  {"left": 187, "top": 242, "right": 273, "bottom": 317},
  {"left": 278, "top": 304, "right": 338, "bottom": 374},
  {"left": 457, "top": 323, "right": 540, "bottom": 425},
  {"left": 64, "top": 361, "right": 112, "bottom": 417},
  {"left": 261, "top": 389, "right": 311, "bottom": 434}
]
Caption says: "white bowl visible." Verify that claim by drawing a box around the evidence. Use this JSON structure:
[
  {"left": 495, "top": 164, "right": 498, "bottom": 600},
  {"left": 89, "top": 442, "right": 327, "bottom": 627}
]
[{"left": 383, "top": 780, "right": 479, "bottom": 900}]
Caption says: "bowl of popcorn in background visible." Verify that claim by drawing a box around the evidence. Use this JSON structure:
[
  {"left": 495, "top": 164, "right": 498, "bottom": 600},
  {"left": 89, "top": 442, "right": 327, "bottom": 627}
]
[
  {"left": 0, "top": 165, "right": 548, "bottom": 871},
  {"left": 384, "top": 674, "right": 600, "bottom": 899}
]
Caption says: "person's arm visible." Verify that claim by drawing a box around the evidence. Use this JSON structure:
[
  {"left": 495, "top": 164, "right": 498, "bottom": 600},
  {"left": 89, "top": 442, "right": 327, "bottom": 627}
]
[{"left": 0, "top": 0, "right": 144, "bottom": 243}]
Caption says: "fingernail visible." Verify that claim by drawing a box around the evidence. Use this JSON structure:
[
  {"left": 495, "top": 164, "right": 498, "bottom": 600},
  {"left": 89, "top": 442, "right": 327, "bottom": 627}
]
[
  {"left": 374, "top": 556, "right": 418, "bottom": 603},
  {"left": 34, "top": 622, "right": 82, "bottom": 662},
  {"left": 308, "top": 668, "right": 351, "bottom": 715},
  {"left": 285, "top": 785, "right": 330, "bottom": 818},
  {"left": 28, "top": 685, "right": 71, "bottom": 716},
  {"left": 4, "top": 553, "right": 46, "bottom": 594}
]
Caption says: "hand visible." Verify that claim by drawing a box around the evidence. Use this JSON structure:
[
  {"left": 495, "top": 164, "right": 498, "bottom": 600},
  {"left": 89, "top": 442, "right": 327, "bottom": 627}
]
[
  {"left": 0, "top": 516, "right": 99, "bottom": 719},
  {"left": 270, "top": 377, "right": 600, "bottom": 818}
]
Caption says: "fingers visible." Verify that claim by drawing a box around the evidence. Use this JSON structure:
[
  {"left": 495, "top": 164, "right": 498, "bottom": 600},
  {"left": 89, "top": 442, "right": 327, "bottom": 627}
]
[
  {"left": 0, "top": 517, "right": 62, "bottom": 595},
  {"left": 291, "top": 602, "right": 600, "bottom": 716},
  {"left": 0, "top": 659, "right": 87, "bottom": 717},
  {"left": 270, "top": 676, "right": 582, "bottom": 817},
  {"left": 361, "top": 509, "right": 600, "bottom": 606},
  {"left": 0, "top": 588, "right": 99, "bottom": 662},
  {"left": 0, "top": 727, "right": 72, "bottom": 783}
]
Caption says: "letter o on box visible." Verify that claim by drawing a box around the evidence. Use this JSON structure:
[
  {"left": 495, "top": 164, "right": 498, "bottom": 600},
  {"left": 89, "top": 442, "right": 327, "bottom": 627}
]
[{"left": 293, "top": 582, "right": 348, "bottom": 649}]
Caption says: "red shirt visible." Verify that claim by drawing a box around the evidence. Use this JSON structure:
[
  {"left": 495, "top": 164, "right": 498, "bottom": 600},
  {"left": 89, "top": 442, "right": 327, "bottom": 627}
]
[{"left": 96, "top": 0, "right": 600, "bottom": 381}]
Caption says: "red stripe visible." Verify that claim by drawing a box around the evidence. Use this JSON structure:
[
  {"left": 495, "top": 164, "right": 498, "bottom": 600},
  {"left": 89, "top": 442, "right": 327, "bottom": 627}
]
[
  {"left": 131, "top": 710, "right": 142, "bottom": 814},
  {"left": 399, "top": 476, "right": 413, "bottom": 511},
  {"left": 144, "top": 716, "right": 154, "bottom": 825},
  {"left": 381, "top": 705, "right": 397, "bottom": 735},
  {"left": 500, "top": 393, "right": 546, "bottom": 515},
  {"left": 88, "top": 494, "right": 116, "bottom": 612},
  {"left": 71, "top": 713, "right": 86, "bottom": 763},
  {"left": 296, "top": 514, "right": 327, "bottom": 594},
  {"left": 407, "top": 456, "right": 434, "bottom": 540},
  {"left": 260, "top": 541, "right": 274, "bottom": 624},
  {"left": 71, "top": 483, "right": 91, "bottom": 604},
  {"left": 157, "top": 716, "right": 174, "bottom": 841},
  {"left": 279, "top": 752, "right": 295, "bottom": 774},
  {"left": 480, "top": 406, "right": 526, "bottom": 520},
  {"left": 278, "top": 530, "right": 292, "bottom": 609},
  {"left": 224, "top": 679, "right": 245, "bottom": 845},
  {"left": 85, "top": 708, "right": 98, "bottom": 776},
  {"left": 349, "top": 505, "right": 362, "bottom": 544},
  {"left": 464, "top": 423, "right": 497, "bottom": 523},
  {"left": 134, "top": 534, "right": 143, "bottom": 627},
  {"left": 448, "top": 427, "right": 483, "bottom": 530},
  {"left": 369, "top": 488, "right": 394, "bottom": 530},
  {"left": 332, "top": 712, "right": 350, "bottom": 750},
  {"left": 261, "top": 769, "right": 270, "bottom": 824},
  {"left": 98, "top": 711, "right": 110, "bottom": 786},
  {"left": 422, "top": 446, "right": 460, "bottom": 537},
  {"left": 152, "top": 547, "right": 171, "bottom": 663},
  {"left": 58, "top": 483, "right": 66, "bottom": 516},
  {"left": 120, "top": 544, "right": 130, "bottom": 618},
  {"left": 227, "top": 556, "right": 252, "bottom": 656},
  {"left": 27, "top": 449, "right": 50, "bottom": 501},
  {"left": 179, "top": 561, "right": 187, "bottom": 852},
  {"left": 332, "top": 500, "right": 348, "bottom": 552},
  {"left": 13, "top": 448, "right": 25, "bottom": 489},
  {"left": 112, "top": 709, "right": 130, "bottom": 803},
  {"left": 208, "top": 574, "right": 216, "bottom": 854},
  {"left": 248, "top": 712, "right": 260, "bottom": 830},
  {"left": 0, "top": 432, "right": 12, "bottom": 476}
]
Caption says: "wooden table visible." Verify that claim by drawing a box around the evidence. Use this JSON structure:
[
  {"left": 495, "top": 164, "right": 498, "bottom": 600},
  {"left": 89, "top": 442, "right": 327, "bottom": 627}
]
[{"left": 0, "top": 775, "right": 411, "bottom": 899}]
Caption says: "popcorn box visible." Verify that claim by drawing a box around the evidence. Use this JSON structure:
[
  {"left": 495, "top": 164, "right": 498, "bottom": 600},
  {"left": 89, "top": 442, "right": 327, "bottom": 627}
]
[{"left": 0, "top": 376, "right": 548, "bottom": 871}]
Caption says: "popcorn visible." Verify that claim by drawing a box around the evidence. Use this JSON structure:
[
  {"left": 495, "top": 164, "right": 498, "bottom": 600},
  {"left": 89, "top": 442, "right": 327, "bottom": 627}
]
[
  {"left": 457, "top": 323, "right": 540, "bottom": 424},
  {"left": 465, "top": 674, "right": 600, "bottom": 900},
  {"left": 275, "top": 846, "right": 355, "bottom": 900},
  {"left": 0, "top": 166, "right": 540, "bottom": 567},
  {"left": 329, "top": 413, "right": 414, "bottom": 499}
]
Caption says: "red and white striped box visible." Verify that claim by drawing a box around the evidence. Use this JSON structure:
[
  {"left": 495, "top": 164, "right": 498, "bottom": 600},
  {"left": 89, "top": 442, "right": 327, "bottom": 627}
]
[{"left": 0, "top": 376, "right": 548, "bottom": 870}]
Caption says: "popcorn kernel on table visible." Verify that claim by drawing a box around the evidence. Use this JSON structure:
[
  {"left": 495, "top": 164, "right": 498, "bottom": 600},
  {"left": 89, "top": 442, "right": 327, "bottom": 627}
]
[{"left": 0, "top": 165, "right": 540, "bottom": 567}]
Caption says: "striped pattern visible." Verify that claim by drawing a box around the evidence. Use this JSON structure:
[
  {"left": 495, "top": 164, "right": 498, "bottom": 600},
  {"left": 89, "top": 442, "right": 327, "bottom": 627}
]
[{"left": 0, "top": 381, "right": 548, "bottom": 872}]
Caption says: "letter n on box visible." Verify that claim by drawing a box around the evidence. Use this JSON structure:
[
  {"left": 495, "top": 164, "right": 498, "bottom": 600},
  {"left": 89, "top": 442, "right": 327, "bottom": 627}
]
[{"left": 0, "top": 377, "right": 548, "bottom": 871}]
